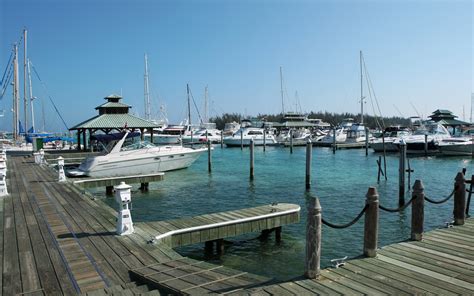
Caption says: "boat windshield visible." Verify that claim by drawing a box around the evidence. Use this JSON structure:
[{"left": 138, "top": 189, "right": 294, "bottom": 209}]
[
  {"left": 413, "top": 124, "right": 449, "bottom": 136},
  {"left": 120, "top": 141, "right": 156, "bottom": 151}
]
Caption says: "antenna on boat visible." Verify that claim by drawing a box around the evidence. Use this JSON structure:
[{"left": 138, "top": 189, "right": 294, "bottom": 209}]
[
  {"left": 144, "top": 53, "right": 151, "bottom": 120},
  {"left": 204, "top": 85, "right": 208, "bottom": 123},
  {"left": 27, "top": 59, "right": 35, "bottom": 132},
  {"left": 187, "top": 83, "right": 191, "bottom": 125},
  {"left": 470, "top": 93, "right": 473, "bottom": 123},
  {"left": 23, "top": 28, "right": 28, "bottom": 133}
]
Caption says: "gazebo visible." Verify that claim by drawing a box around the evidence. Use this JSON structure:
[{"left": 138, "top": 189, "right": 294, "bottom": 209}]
[
  {"left": 428, "top": 109, "right": 471, "bottom": 134},
  {"left": 69, "top": 94, "right": 159, "bottom": 151}
]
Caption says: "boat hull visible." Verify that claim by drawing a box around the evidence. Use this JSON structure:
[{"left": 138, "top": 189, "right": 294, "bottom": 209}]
[
  {"left": 224, "top": 137, "right": 277, "bottom": 147},
  {"left": 439, "top": 142, "right": 473, "bottom": 156}
]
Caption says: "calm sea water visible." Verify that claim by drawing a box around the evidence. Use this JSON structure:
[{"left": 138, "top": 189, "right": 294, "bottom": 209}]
[{"left": 100, "top": 145, "right": 472, "bottom": 281}]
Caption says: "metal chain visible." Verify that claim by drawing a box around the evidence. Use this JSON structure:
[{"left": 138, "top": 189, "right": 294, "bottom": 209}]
[
  {"left": 322, "top": 204, "right": 369, "bottom": 229},
  {"left": 378, "top": 196, "right": 416, "bottom": 213}
]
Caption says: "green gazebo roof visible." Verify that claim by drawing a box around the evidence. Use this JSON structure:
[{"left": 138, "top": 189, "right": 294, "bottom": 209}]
[{"left": 69, "top": 114, "right": 158, "bottom": 130}]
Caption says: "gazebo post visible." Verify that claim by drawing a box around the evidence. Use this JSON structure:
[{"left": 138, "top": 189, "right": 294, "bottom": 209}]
[
  {"left": 140, "top": 128, "right": 144, "bottom": 141},
  {"left": 150, "top": 128, "right": 154, "bottom": 143},
  {"left": 77, "top": 130, "right": 81, "bottom": 151},
  {"left": 83, "top": 129, "right": 88, "bottom": 151}
]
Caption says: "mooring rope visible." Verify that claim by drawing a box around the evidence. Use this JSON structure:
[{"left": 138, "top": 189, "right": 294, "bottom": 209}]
[
  {"left": 378, "top": 196, "right": 416, "bottom": 213},
  {"left": 322, "top": 204, "right": 369, "bottom": 229},
  {"left": 424, "top": 188, "right": 456, "bottom": 204}
]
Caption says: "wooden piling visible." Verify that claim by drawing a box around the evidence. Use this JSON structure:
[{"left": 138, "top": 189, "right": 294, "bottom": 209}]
[
  {"left": 139, "top": 182, "right": 149, "bottom": 191},
  {"left": 275, "top": 226, "right": 282, "bottom": 243},
  {"left": 466, "top": 174, "right": 473, "bottom": 216},
  {"left": 205, "top": 241, "right": 214, "bottom": 255},
  {"left": 240, "top": 131, "right": 243, "bottom": 150},
  {"left": 398, "top": 139, "right": 406, "bottom": 206},
  {"left": 220, "top": 132, "right": 223, "bottom": 148},
  {"left": 332, "top": 128, "right": 336, "bottom": 154},
  {"left": 207, "top": 141, "right": 212, "bottom": 173},
  {"left": 263, "top": 128, "right": 266, "bottom": 152},
  {"left": 365, "top": 127, "right": 369, "bottom": 156},
  {"left": 364, "top": 187, "right": 379, "bottom": 258},
  {"left": 306, "top": 139, "right": 312, "bottom": 190},
  {"left": 454, "top": 172, "right": 466, "bottom": 225},
  {"left": 377, "top": 156, "right": 382, "bottom": 183},
  {"left": 424, "top": 134, "right": 428, "bottom": 156},
  {"left": 216, "top": 239, "right": 224, "bottom": 255},
  {"left": 106, "top": 185, "right": 114, "bottom": 195},
  {"left": 305, "top": 196, "right": 321, "bottom": 279},
  {"left": 249, "top": 139, "right": 254, "bottom": 180},
  {"left": 290, "top": 130, "right": 293, "bottom": 154},
  {"left": 411, "top": 180, "right": 425, "bottom": 241}
]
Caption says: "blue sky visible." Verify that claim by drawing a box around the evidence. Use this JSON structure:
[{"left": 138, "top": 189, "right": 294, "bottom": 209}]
[{"left": 0, "top": 0, "right": 472, "bottom": 132}]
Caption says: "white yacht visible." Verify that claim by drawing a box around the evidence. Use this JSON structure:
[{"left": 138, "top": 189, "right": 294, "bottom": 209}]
[
  {"left": 223, "top": 127, "right": 277, "bottom": 147},
  {"left": 370, "top": 126, "right": 411, "bottom": 152},
  {"left": 278, "top": 129, "right": 312, "bottom": 146},
  {"left": 345, "top": 123, "right": 372, "bottom": 143},
  {"left": 317, "top": 118, "right": 354, "bottom": 145},
  {"left": 223, "top": 122, "right": 241, "bottom": 136},
  {"left": 182, "top": 128, "right": 222, "bottom": 144},
  {"left": 438, "top": 129, "right": 473, "bottom": 156},
  {"left": 68, "top": 131, "right": 207, "bottom": 177},
  {"left": 393, "top": 122, "right": 451, "bottom": 155},
  {"left": 154, "top": 124, "right": 192, "bottom": 145}
]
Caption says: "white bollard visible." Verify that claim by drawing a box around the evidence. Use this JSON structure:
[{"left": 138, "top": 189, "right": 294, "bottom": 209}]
[
  {"left": 57, "top": 156, "right": 66, "bottom": 182},
  {"left": 114, "top": 182, "right": 134, "bottom": 235},
  {"left": 0, "top": 172, "right": 8, "bottom": 197},
  {"left": 33, "top": 152, "right": 41, "bottom": 164},
  {"left": 39, "top": 149, "right": 45, "bottom": 165}
]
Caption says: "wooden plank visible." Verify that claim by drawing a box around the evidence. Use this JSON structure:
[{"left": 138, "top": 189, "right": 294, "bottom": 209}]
[
  {"left": 2, "top": 194, "right": 22, "bottom": 295},
  {"left": 321, "top": 269, "right": 390, "bottom": 296}
]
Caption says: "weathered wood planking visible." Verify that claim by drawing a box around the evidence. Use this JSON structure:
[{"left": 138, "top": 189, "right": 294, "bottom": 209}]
[
  {"left": 139, "top": 203, "right": 300, "bottom": 248},
  {"left": 240, "top": 217, "right": 474, "bottom": 295}
]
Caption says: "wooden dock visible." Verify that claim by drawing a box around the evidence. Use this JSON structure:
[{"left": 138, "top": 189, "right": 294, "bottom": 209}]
[
  {"left": 139, "top": 203, "right": 300, "bottom": 248},
  {"left": 72, "top": 173, "right": 165, "bottom": 189},
  {"left": 2, "top": 155, "right": 474, "bottom": 295}
]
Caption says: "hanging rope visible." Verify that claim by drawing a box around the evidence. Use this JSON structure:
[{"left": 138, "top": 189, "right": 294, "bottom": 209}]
[
  {"left": 188, "top": 87, "right": 203, "bottom": 124},
  {"left": 322, "top": 204, "right": 368, "bottom": 229},
  {"left": 424, "top": 188, "right": 456, "bottom": 204},
  {"left": 29, "top": 61, "right": 69, "bottom": 131},
  {"left": 379, "top": 197, "right": 416, "bottom": 212},
  {"left": 0, "top": 51, "right": 13, "bottom": 87}
]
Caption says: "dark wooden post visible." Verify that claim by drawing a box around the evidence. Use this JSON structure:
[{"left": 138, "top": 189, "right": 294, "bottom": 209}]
[
  {"left": 398, "top": 139, "right": 406, "bottom": 206},
  {"left": 106, "top": 186, "right": 114, "bottom": 195},
  {"left": 305, "top": 196, "right": 321, "bottom": 279},
  {"left": 150, "top": 128, "right": 154, "bottom": 143},
  {"left": 216, "top": 239, "right": 224, "bottom": 255},
  {"left": 365, "top": 127, "right": 369, "bottom": 156},
  {"left": 76, "top": 130, "right": 81, "bottom": 151},
  {"left": 140, "top": 128, "right": 144, "bottom": 141},
  {"left": 275, "top": 226, "right": 282, "bottom": 243},
  {"left": 290, "top": 129, "right": 294, "bottom": 154},
  {"left": 207, "top": 141, "right": 212, "bottom": 173},
  {"left": 332, "top": 127, "right": 336, "bottom": 154},
  {"left": 306, "top": 139, "right": 312, "bottom": 190},
  {"left": 249, "top": 139, "right": 254, "bottom": 180},
  {"left": 220, "top": 132, "right": 223, "bottom": 148},
  {"left": 377, "top": 156, "right": 382, "bottom": 183},
  {"left": 411, "top": 180, "right": 424, "bottom": 241},
  {"left": 364, "top": 187, "right": 379, "bottom": 257},
  {"left": 263, "top": 128, "right": 266, "bottom": 152},
  {"left": 205, "top": 241, "right": 214, "bottom": 255},
  {"left": 454, "top": 172, "right": 466, "bottom": 225},
  {"left": 424, "top": 134, "right": 428, "bottom": 156},
  {"left": 240, "top": 131, "right": 243, "bottom": 150},
  {"left": 466, "top": 174, "right": 473, "bottom": 217}
]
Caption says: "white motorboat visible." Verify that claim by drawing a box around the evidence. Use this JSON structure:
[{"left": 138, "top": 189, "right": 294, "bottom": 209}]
[
  {"left": 438, "top": 129, "right": 474, "bottom": 156},
  {"left": 370, "top": 126, "right": 411, "bottom": 152},
  {"left": 154, "top": 124, "right": 192, "bottom": 145},
  {"left": 279, "top": 129, "right": 312, "bottom": 146},
  {"left": 223, "top": 121, "right": 241, "bottom": 136},
  {"left": 182, "top": 128, "right": 222, "bottom": 144},
  {"left": 345, "top": 123, "right": 372, "bottom": 143},
  {"left": 68, "top": 131, "right": 207, "bottom": 177},
  {"left": 223, "top": 127, "right": 277, "bottom": 147},
  {"left": 393, "top": 122, "right": 451, "bottom": 155},
  {"left": 317, "top": 118, "right": 354, "bottom": 146}
]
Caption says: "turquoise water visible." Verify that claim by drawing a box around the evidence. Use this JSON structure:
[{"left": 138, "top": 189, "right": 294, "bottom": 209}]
[{"left": 100, "top": 146, "right": 472, "bottom": 281}]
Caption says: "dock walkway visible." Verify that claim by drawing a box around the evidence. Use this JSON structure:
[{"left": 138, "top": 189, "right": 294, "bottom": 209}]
[{"left": 2, "top": 155, "right": 474, "bottom": 295}]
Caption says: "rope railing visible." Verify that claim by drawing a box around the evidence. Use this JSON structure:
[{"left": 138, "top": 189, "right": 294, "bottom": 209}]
[
  {"left": 378, "top": 196, "right": 416, "bottom": 213},
  {"left": 322, "top": 204, "right": 368, "bottom": 229},
  {"left": 424, "top": 188, "right": 456, "bottom": 205}
]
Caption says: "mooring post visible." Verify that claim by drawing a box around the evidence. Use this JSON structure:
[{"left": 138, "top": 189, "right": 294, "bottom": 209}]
[
  {"left": 249, "top": 138, "right": 254, "bottom": 180},
  {"left": 106, "top": 186, "right": 114, "bottom": 195},
  {"left": 364, "top": 187, "right": 379, "bottom": 257},
  {"left": 306, "top": 139, "right": 312, "bottom": 190},
  {"left": 240, "top": 131, "right": 243, "bottom": 150},
  {"left": 466, "top": 174, "right": 473, "bottom": 217},
  {"left": 275, "top": 226, "right": 282, "bottom": 243},
  {"left": 424, "top": 134, "right": 428, "bottom": 156},
  {"left": 204, "top": 241, "right": 214, "bottom": 256},
  {"left": 290, "top": 129, "right": 293, "bottom": 154},
  {"left": 115, "top": 181, "right": 134, "bottom": 235},
  {"left": 398, "top": 139, "right": 406, "bottom": 206},
  {"left": 207, "top": 140, "right": 212, "bottom": 173},
  {"left": 216, "top": 239, "right": 224, "bottom": 255},
  {"left": 305, "top": 196, "right": 321, "bottom": 279},
  {"left": 332, "top": 127, "right": 336, "bottom": 154},
  {"left": 377, "top": 156, "right": 382, "bottom": 183},
  {"left": 411, "top": 180, "right": 425, "bottom": 241},
  {"left": 454, "top": 172, "right": 466, "bottom": 225},
  {"left": 462, "top": 167, "right": 466, "bottom": 176},
  {"left": 263, "top": 128, "right": 266, "bottom": 152},
  {"left": 365, "top": 127, "right": 369, "bottom": 156},
  {"left": 220, "top": 132, "right": 223, "bottom": 149}
]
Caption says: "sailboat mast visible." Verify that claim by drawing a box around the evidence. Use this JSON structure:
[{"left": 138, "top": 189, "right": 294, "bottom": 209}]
[
  {"left": 204, "top": 85, "right": 208, "bottom": 123},
  {"left": 23, "top": 29, "right": 28, "bottom": 132},
  {"left": 13, "top": 44, "right": 20, "bottom": 140},
  {"left": 280, "top": 66, "right": 284, "bottom": 114},
  {"left": 27, "top": 59, "right": 35, "bottom": 131},
  {"left": 187, "top": 84, "right": 191, "bottom": 125},
  {"left": 144, "top": 53, "right": 151, "bottom": 120},
  {"left": 360, "top": 50, "right": 364, "bottom": 124},
  {"left": 471, "top": 93, "right": 473, "bottom": 123}
]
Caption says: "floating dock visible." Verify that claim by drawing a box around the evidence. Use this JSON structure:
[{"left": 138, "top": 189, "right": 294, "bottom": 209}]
[{"left": 2, "top": 155, "right": 474, "bottom": 295}]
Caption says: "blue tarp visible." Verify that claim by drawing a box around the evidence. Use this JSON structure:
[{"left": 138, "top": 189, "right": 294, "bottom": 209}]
[{"left": 90, "top": 131, "right": 140, "bottom": 143}]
